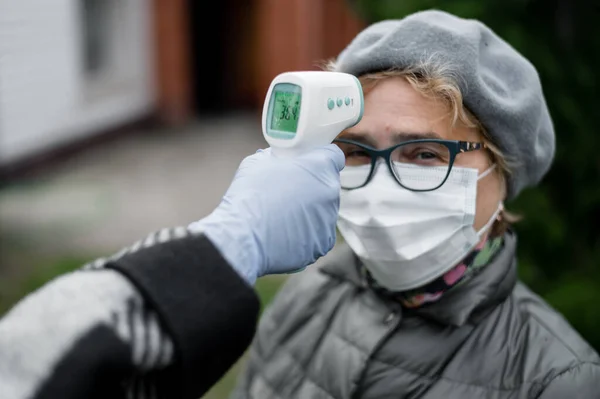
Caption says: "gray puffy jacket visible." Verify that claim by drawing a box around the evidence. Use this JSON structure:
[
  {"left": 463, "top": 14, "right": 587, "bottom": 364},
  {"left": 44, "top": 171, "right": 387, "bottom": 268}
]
[{"left": 232, "top": 232, "right": 600, "bottom": 398}]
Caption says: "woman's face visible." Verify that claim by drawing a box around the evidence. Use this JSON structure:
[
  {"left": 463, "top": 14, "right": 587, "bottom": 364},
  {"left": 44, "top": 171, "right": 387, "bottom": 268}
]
[{"left": 338, "top": 76, "right": 504, "bottom": 233}]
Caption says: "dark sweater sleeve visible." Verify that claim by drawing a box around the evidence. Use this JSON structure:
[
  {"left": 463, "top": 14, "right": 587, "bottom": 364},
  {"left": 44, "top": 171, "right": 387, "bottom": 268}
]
[
  {"left": 0, "top": 226, "right": 260, "bottom": 399},
  {"left": 105, "top": 228, "right": 261, "bottom": 399}
]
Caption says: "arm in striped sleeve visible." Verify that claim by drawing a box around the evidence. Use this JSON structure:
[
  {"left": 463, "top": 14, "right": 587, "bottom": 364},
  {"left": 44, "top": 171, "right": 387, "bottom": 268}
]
[{"left": 0, "top": 226, "right": 260, "bottom": 399}]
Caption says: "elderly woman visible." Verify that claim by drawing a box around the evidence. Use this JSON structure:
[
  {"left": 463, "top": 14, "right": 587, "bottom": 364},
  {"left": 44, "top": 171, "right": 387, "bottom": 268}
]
[{"left": 232, "top": 10, "right": 600, "bottom": 398}]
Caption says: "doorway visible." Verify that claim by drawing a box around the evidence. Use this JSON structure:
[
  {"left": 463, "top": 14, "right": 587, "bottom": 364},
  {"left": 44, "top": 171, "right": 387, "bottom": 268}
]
[{"left": 187, "top": 0, "right": 258, "bottom": 115}]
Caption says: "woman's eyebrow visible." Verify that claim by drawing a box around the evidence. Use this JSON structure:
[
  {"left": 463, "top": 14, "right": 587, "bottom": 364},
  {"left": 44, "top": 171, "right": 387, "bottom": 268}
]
[
  {"left": 336, "top": 131, "right": 444, "bottom": 146},
  {"left": 336, "top": 132, "right": 378, "bottom": 147},
  {"left": 392, "top": 131, "right": 443, "bottom": 143}
]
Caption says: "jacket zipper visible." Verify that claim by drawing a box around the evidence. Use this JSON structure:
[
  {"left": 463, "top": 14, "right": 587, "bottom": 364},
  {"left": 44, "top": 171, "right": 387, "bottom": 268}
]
[{"left": 350, "top": 311, "right": 402, "bottom": 399}]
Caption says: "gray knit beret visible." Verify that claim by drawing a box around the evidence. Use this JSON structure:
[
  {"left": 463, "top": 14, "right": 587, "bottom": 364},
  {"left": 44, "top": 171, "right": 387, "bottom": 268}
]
[{"left": 334, "top": 10, "right": 555, "bottom": 200}]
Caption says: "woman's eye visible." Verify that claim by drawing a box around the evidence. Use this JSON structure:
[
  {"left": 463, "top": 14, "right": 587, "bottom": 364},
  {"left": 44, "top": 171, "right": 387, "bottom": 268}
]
[
  {"left": 347, "top": 150, "right": 369, "bottom": 158},
  {"left": 397, "top": 145, "right": 448, "bottom": 165},
  {"left": 416, "top": 151, "right": 438, "bottom": 160}
]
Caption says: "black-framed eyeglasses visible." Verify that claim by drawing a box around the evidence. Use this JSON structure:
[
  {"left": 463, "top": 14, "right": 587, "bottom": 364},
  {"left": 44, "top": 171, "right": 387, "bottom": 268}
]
[{"left": 333, "top": 138, "right": 486, "bottom": 191}]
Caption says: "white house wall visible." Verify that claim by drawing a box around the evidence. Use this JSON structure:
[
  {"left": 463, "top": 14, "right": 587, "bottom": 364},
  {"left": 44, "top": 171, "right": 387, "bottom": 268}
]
[{"left": 0, "top": 0, "right": 155, "bottom": 165}]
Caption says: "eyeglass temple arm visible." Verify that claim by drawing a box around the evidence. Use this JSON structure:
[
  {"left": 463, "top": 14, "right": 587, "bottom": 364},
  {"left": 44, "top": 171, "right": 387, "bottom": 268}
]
[{"left": 458, "top": 141, "right": 485, "bottom": 153}]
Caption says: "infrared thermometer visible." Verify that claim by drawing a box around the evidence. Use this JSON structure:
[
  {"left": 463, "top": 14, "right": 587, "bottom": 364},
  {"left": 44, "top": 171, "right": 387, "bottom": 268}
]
[{"left": 262, "top": 71, "right": 364, "bottom": 157}]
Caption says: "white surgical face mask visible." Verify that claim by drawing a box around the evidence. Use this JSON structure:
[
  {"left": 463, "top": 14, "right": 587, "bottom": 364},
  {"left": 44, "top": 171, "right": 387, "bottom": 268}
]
[{"left": 337, "top": 162, "right": 503, "bottom": 292}]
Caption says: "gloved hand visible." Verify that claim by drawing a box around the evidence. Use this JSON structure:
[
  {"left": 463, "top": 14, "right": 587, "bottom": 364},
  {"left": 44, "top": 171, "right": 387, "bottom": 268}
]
[{"left": 188, "top": 144, "right": 345, "bottom": 285}]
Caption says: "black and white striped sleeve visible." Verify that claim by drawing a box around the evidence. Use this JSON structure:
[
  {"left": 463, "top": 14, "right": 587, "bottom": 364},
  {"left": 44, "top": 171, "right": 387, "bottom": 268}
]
[{"left": 0, "top": 226, "right": 260, "bottom": 399}]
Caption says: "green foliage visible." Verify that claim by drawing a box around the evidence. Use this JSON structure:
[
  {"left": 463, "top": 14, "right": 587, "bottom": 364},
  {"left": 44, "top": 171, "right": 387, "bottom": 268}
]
[{"left": 349, "top": 0, "right": 600, "bottom": 350}]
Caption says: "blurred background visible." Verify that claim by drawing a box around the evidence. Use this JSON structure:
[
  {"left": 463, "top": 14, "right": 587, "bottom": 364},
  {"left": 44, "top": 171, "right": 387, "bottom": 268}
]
[{"left": 0, "top": 0, "right": 598, "bottom": 397}]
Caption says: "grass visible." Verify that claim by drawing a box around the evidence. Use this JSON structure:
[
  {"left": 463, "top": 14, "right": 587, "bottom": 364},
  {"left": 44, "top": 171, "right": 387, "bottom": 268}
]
[
  {"left": 0, "top": 254, "right": 286, "bottom": 399},
  {"left": 203, "top": 275, "right": 286, "bottom": 398}
]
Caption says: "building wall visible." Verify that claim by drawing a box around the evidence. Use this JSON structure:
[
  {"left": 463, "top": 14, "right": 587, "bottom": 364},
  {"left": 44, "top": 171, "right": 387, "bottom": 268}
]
[
  {"left": 251, "top": 0, "right": 365, "bottom": 106},
  {"left": 152, "top": 0, "right": 192, "bottom": 124},
  {"left": 157, "top": 0, "right": 365, "bottom": 120},
  {"left": 0, "top": 0, "right": 154, "bottom": 165},
  {"left": 0, "top": 0, "right": 366, "bottom": 167}
]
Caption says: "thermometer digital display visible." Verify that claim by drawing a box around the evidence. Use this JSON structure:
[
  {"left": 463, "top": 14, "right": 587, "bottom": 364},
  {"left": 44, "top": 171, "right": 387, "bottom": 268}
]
[
  {"left": 269, "top": 85, "right": 302, "bottom": 135},
  {"left": 262, "top": 71, "right": 364, "bottom": 157}
]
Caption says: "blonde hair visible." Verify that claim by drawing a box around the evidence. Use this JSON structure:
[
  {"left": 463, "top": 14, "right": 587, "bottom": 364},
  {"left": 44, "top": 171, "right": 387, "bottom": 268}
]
[{"left": 324, "top": 57, "right": 521, "bottom": 236}]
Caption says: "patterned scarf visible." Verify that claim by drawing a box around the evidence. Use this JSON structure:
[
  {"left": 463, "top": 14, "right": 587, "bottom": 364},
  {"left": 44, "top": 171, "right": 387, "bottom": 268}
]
[{"left": 364, "top": 234, "right": 505, "bottom": 308}]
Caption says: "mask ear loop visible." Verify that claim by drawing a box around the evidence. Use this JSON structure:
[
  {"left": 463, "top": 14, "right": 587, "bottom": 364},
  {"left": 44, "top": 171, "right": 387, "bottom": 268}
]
[
  {"left": 475, "top": 162, "right": 504, "bottom": 237},
  {"left": 477, "top": 201, "right": 504, "bottom": 237},
  {"left": 477, "top": 163, "right": 497, "bottom": 181}
]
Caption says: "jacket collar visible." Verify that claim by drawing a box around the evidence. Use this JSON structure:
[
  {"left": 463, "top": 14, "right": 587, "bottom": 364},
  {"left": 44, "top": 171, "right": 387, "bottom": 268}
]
[{"left": 319, "top": 231, "right": 518, "bottom": 327}]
